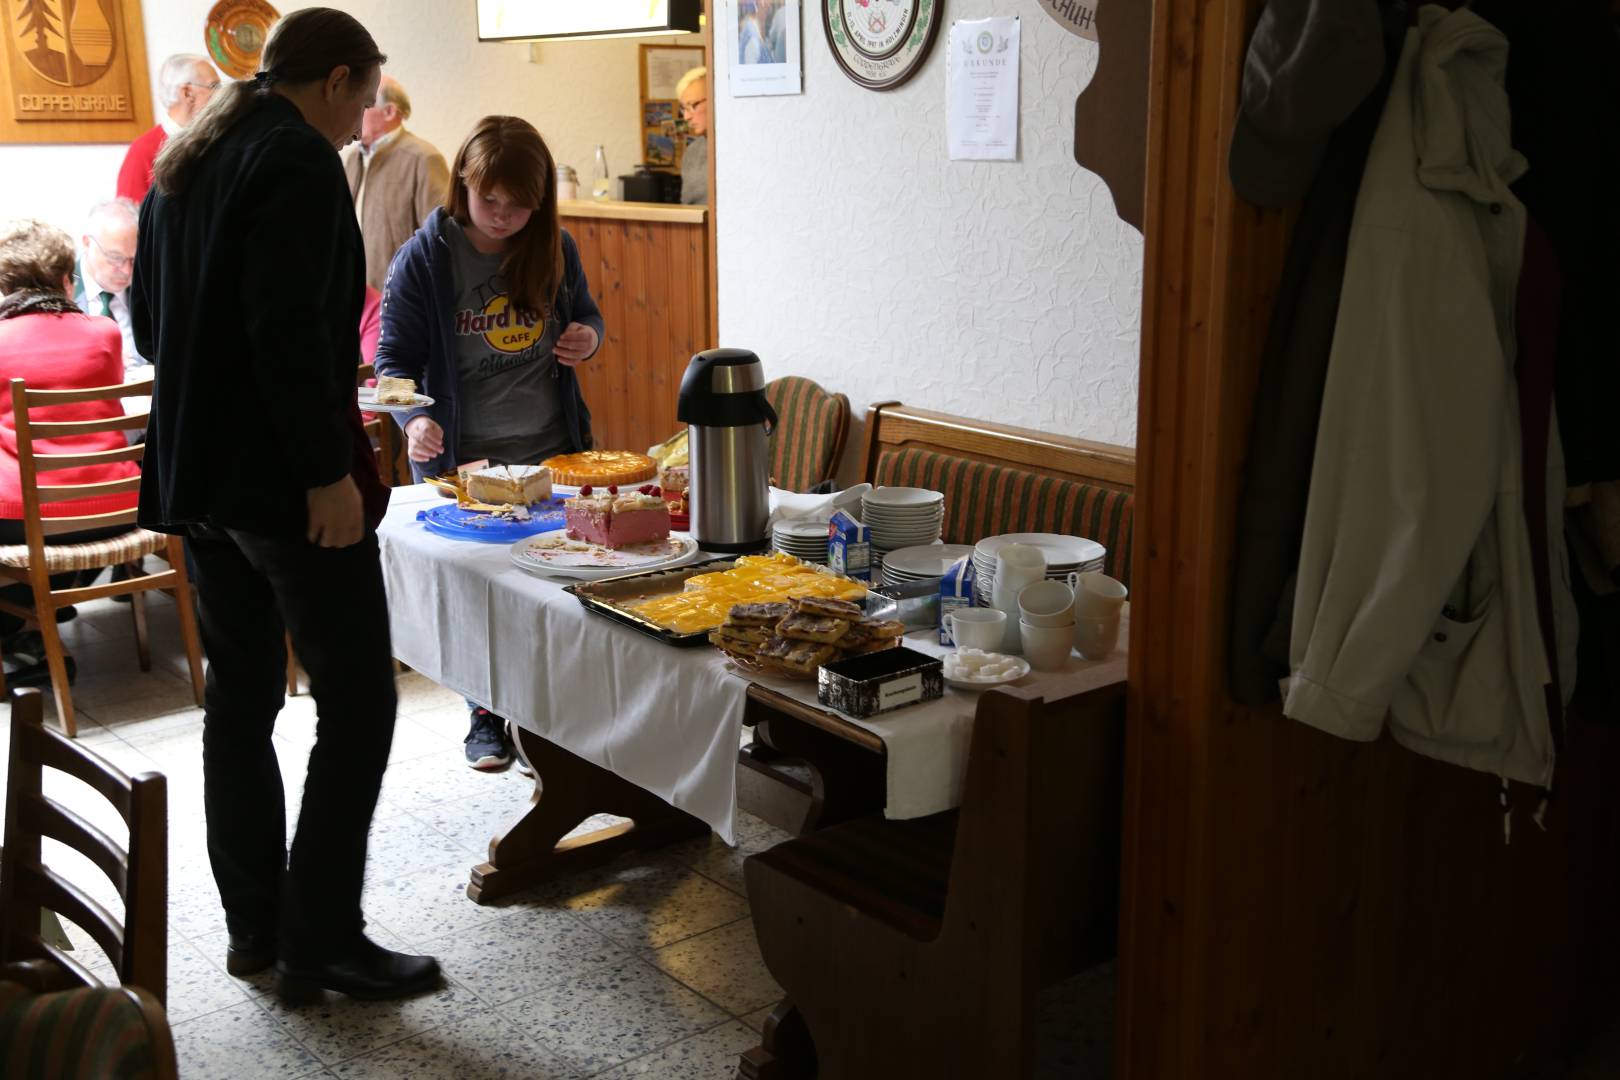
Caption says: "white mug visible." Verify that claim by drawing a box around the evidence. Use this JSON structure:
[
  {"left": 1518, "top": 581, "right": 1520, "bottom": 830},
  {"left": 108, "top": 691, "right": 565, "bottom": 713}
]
[
  {"left": 1074, "top": 572, "right": 1128, "bottom": 618},
  {"left": 1020, "top": 620, "right": 1073, "bottom": 671},
  {"left": 1017, "top": 579, "right": 1075, "bottom": 628},
  {"left": 1074, "top": 614, "right": 1121, "bottom": 660},
  {"left": 944, "top": 608, "right": 1006, "bottom": 651}
]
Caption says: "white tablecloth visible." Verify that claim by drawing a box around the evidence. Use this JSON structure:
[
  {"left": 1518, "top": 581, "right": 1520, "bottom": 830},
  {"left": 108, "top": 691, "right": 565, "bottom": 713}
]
[{"left": 377, "top": 485, "right": 1128, "bottom": 841}]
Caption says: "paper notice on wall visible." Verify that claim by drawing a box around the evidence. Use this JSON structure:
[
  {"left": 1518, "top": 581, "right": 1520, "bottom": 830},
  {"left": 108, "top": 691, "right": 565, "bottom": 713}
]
[{"left": 948, "top": 17, "right": 1021, "bottom": 161}]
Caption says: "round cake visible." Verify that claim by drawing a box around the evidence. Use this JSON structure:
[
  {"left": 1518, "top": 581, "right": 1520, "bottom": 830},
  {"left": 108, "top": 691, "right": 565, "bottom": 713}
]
[{"left": 541, "top": 450, "right": 658, "bottom": 487}]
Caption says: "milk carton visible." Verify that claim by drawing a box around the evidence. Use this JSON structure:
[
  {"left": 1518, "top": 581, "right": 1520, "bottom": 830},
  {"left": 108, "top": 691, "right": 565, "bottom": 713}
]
[
  {"left": 939, "top": 555, "right": 976, "bottom": 645},
  {"left": 827, "top": 509, "right": 872, "bottom": 581}
]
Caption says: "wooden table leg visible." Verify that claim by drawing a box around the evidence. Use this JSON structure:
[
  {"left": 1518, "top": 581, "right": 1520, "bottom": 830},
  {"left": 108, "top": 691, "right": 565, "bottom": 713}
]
[
  {"left": 738, "top": 999, "right": 816, "bottom": 1080},
  {"left": 751, "top": 712, "right": 887, "bottom": 833},
  {"left": 466, "top": 725, "right": 710, "bottom": 904}
]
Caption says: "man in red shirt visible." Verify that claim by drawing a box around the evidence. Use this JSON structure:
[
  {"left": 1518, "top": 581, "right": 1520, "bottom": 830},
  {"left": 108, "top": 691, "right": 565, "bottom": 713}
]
[{"left": 115, "top": 54, "right": 220, "bottom": 204}]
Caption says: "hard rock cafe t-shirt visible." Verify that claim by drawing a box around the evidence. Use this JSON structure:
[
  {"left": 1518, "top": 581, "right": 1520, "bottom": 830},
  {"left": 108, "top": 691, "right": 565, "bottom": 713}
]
[{"left": 443, "top": 217, "right": 571, "bottom": 466}]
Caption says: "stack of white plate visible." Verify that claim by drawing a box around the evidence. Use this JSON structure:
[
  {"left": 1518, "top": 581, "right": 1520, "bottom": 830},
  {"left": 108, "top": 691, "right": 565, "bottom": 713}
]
[
  {"left": 772, "top": 519, "right": 829, "bottom": 564},
  {"left": 861, "top": 487, "right": 945, "bottom": 555},
  {"left": 973, "top": 532, "right": 1107, "bottom": 604},
  {"left": 880, "top": 544, "right": 977, "bottom": 588}
]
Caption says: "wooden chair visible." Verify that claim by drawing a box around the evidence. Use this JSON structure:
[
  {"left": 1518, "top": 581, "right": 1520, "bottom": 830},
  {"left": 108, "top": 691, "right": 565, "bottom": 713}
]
[
  {"left": 741, "top": 679, "right": 1127, "bottom": 1079},
  {"left": 0, "top": 687, "right": 175, "bottom": 1077},
  {"left": 765, "top": 376, "right": 850, "bottom": 493},
  {"left": 0, "top": 379, "right": 205, "bottom": 738}
]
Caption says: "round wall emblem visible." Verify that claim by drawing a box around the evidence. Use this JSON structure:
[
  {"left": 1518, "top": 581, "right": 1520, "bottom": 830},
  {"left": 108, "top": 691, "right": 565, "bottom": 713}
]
[
  {"left": 13, "top": 0, "right": 119, "bottom": 88},
  {"left": 824, "top": 0, "right": 940, "bottom": 91},
  {"left": 205, "top": 0, "right": 280, "bottom": 80}
]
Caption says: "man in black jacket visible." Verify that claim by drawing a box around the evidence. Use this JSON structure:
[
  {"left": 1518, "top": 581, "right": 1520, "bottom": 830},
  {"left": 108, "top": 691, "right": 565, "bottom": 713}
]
[{"left": 131, "top": 9, "right": 440, "bottom": 1003}]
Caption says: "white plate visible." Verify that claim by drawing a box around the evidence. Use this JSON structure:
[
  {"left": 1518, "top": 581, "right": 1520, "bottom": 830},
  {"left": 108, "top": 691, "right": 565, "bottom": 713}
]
[
  {"left": 880, "top": 544, "right": 976, "bottom": 579},
  {"left": 974, "top": 533, "right": 1105, "bottom": 570},
  {"left": 944, "top": 656, "right": 1031, "bottom": 690},
  {"left": 510, "top": 529, "right": 700, "bottom": 580},
  {"left": 358, "top": 387, "right": 435, "bottom": 413},
  {"left": 863, "top": 487, "right": 945, "bottom": 509}
]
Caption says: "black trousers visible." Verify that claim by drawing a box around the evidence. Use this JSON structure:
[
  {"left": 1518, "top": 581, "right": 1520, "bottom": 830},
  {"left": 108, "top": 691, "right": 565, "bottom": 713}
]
[{"left": 188, "top": 525, "right": 397, "bottom": 962}]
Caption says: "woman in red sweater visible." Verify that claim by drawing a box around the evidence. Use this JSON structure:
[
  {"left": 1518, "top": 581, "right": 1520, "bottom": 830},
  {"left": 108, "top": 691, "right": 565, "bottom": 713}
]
[{"left": 0, "top": 219, "right": 142, "bottom": 683}]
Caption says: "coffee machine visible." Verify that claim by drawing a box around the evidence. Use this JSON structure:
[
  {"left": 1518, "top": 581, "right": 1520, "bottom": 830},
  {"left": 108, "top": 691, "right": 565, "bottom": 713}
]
[{"left": 676, "top": 349, "right": 777, "bottom": 552}]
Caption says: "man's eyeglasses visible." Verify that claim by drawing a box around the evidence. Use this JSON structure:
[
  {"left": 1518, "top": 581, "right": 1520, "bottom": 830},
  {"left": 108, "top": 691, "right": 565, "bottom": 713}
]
[
  {"left": 89, "top": 235, "right": 133, "bottom": 270},
  {"left": 186, "top": 80, "right": 221, "bottom": 92},
  {"left": 679, "top": 98, "right": 707, "bottom": 116}
]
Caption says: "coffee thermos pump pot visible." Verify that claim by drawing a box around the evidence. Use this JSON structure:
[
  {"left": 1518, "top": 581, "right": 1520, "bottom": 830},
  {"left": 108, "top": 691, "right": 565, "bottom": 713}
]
[{"left": 676, "top": 349, "right": 777, "bottom": 552}]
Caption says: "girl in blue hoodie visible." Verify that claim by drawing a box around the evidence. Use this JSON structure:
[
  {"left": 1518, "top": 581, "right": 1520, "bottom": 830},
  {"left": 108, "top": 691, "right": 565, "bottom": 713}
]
[{"left": 376, "top": 115, "right": 605, "bottom": 770}]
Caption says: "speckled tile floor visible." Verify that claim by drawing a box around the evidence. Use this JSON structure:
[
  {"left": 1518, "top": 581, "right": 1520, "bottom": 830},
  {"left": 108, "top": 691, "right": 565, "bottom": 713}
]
[{"left": 1, "top": 595, "right": 1115, "bottom": 1078}]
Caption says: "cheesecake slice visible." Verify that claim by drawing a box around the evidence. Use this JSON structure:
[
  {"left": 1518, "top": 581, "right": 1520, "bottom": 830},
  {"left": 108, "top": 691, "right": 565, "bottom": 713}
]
[
  {"left": 374, "top": 375, "right": 417, "bottom": 405},
  {"left": 564, "top": 486, "right": 671, "bottom": 549},
  {"left": 466, "top": 464, "right": 553, "bottom": 507}
]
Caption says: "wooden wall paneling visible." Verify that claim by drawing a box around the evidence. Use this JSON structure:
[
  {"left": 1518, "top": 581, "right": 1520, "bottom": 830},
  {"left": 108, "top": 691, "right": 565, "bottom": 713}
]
[
  {"left": 597, "top": 221, "right": 631, "bottom": 449},
  {"left": 703, "top": 0, "right": 719, "bottom": 347},
  {"left": 642, "top": 223, "right": 672, "bottom": 444},
  {"left": 664, "top": 221, "right": 694, "bottom": 444},
  {"left": 621, "top": 221, "right": 651, "bottom": 449},
  {"left": 1119, "top": 0, "right": 1620, "bottom": 1077}
]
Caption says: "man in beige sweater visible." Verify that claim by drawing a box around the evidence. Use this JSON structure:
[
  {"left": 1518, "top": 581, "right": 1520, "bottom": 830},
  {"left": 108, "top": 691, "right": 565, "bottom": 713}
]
[{"left": 341, "top": 76, "right": 450, "bottom": 290}]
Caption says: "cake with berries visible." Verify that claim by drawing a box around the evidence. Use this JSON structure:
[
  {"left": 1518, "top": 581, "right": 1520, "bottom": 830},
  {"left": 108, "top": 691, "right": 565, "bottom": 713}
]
[
  {"left": 563, "top": 484, "right": 672, "bottom": 549},
  {"left": 658, "top": 464, "right": 689, "bottom": 514},
  {"left": 541, "top": 450, "right": 657, "bottom": 487}
]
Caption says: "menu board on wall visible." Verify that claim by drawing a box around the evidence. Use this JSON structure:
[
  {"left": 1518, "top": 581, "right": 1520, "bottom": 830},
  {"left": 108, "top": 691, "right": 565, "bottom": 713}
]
[
  {"left": 640, "top": 42, "right": 703, "bottom": 171},
  {"left": 1, "top": 0, "right": 153, "bottom": 143}
]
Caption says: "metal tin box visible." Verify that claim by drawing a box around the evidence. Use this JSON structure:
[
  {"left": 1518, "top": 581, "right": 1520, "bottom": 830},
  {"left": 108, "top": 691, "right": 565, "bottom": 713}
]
[{"left": 817, "top": 646, "right": 944, "bottom": 719}]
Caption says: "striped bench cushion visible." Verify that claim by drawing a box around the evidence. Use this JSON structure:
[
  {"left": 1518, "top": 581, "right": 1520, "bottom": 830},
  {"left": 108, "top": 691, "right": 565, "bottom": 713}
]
[
  {"left": 0, "top": 981, "right": 166, "bottom": 1079},
  {"left": 0, "top": 530, "right": 167, "bottom": 574},
  {"left": 875, "top": 447, "right": 1134, "bottom": 586},
  {"left": 749, "top": 811, "right": 958, "bottom": 943},
  {"left": 767, "top": 376, "right": 848, "bottom": 493}
]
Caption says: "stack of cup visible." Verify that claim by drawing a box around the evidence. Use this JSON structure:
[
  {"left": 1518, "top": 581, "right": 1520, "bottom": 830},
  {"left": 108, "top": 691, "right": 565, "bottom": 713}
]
[
  {"left": 1016, "top": 579, "right": 1075, "bottom": 671},
  {"left": 1072, "top": 571, "right": 1127, "bottom": 659}
]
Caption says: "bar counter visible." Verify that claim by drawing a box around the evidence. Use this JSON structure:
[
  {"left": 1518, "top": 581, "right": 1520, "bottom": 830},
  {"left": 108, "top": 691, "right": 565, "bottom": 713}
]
[{"left": 560, "top": 200, "right": 713, "bottom": 452}]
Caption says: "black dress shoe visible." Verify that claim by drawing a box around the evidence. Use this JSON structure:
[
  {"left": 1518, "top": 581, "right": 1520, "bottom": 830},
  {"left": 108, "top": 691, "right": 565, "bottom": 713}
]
[
  {"left": 276, "top": 937, "right": 441, "bottom": 1005},
  {"left": 225, "top": 932, "right": 278, "bottom": 977}
]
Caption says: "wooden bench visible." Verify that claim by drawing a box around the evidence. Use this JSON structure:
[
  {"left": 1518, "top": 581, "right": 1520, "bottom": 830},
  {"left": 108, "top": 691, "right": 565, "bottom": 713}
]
[
  {"left": 740, "top": 679, "right": 1128, "bottom": 1079},
  {"left": 738, "top": 403, "right": 1137, "bottom": 835}
]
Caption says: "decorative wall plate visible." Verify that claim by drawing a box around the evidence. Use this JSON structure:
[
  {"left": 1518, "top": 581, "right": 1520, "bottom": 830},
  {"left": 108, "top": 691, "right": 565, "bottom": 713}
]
[
  {"left": 824, "top": 0, "right": 940, "bottom": 91},
  {"left": 205, "top": 0, "right": 280, "bottom": 80}
]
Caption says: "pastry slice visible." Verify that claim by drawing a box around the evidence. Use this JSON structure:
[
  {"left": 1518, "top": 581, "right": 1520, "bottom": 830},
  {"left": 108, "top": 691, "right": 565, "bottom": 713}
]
[
  {"left": 374, "top": 375, "right": 417, "bottom": 404},
  {"left": 855, "top": 617, "right": 907, "bottom": 640},
  {"left": 777, "top": 612, "right": 851, "bottom": 644},
  {"left": 725, "top": 601, "right": 793, "bottom": 627},
  {"left": 793, "top": 596, "right": 864, "bottom": 621}
]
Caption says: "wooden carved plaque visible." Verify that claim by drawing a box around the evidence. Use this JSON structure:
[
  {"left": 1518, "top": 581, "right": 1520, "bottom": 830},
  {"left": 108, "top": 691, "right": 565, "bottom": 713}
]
[{"left": 1, "top": 0, "right": 153, "bottom": 144}]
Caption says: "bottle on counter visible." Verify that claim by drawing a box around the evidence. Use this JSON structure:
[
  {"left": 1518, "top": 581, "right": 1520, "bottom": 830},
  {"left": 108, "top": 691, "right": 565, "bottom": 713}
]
[
  {"left": 591, "top": 145, "right": 611, "bottom": 201},
  {"left": 556, "top": 164, "right": 579, "bottom": 201}
]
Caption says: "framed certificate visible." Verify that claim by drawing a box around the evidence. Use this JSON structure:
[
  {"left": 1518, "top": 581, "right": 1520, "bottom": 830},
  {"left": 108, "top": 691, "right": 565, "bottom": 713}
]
[
  {"left": 639, "top": 42, "right": 704, "bottom": 170},
  {"left": 824, "top": 0, "right": 941, "bottom": 91}
]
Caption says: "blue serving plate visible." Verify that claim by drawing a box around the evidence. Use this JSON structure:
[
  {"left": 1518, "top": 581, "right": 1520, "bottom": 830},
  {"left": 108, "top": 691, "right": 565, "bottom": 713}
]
[{"left": 416, "top": 498, "right": 567, "bottom": 543}]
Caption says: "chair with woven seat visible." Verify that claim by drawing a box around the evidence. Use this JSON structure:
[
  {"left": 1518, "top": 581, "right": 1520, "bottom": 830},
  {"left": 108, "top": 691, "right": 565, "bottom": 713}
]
[
  {"left": 0, "top": 686, "right": 176, "bottom": 1079},
  {"left": 0, "top": 378, "right": 205, "bottom": 737},
  {"left": 765, "top": 376, "right": 851, "bottom": 493}
]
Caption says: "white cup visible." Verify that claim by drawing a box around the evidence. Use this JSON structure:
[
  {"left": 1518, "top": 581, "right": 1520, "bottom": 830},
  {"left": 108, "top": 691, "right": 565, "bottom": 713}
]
[
  {"left": 1074, "top": 614, "right": 1121, "bottom": 660},
  {"left": 1074, "top": 572, "right": 1128, "bottom": 618},
  {"left": 1020, "top": 620, "right": 1073, "bottom": 671},
  {"left": 1018, "top": 579, "right": 1075, "bottom": 627},
  {"left": 944, "top": 608, "right": 1006, "bottom": 652}
]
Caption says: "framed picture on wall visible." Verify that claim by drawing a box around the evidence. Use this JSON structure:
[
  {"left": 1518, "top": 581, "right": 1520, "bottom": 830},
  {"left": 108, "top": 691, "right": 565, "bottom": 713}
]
[
  {"left": 640, "top": 42, "right": 704, "bottom": 171},
  {"left": 726, "top": 0, "right": 802, "bottom": 98}
]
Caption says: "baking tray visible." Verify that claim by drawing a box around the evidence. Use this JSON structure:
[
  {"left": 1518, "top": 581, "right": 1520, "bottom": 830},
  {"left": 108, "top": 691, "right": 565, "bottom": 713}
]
[{"left": 563, "top": 557, "right": 742, "bottom": 647}]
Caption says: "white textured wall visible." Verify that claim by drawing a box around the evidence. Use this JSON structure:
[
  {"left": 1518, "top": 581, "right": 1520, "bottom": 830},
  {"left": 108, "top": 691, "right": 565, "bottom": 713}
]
[
  {"left": 0, "top": 1, "right": 673, "bottom": 233},
  {"left": 715, "top": 0, "right": 1142, "bottom": 449}
]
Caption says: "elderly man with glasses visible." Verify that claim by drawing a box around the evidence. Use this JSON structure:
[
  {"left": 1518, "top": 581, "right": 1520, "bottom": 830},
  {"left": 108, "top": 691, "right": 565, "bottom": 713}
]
[
  {"left": 73, "top": 199, "right": 152, "bottom": 423},
  {"left": 116, "top": 54, "right": 221, "bottom": 204},
  {"left": 676, "top": 66, "right": 709, "bottom": 206}
]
